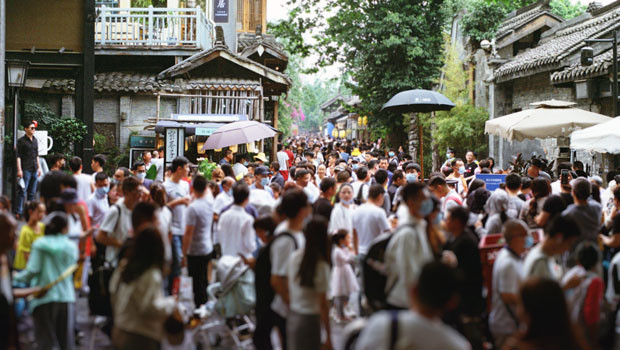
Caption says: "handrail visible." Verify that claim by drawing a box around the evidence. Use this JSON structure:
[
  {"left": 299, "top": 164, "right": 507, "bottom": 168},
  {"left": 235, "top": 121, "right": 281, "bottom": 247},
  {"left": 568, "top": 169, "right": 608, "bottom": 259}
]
[{"left": 95, "top": 5, "right": 214, "bottom": 50}]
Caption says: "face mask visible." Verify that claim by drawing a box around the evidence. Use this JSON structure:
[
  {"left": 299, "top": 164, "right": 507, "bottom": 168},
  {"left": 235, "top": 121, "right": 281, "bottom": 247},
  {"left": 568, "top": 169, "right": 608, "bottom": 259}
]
[
  {"left": 353, "top": 164, "right": 359, "bottom": 170},
  {"left": 227, "top": 189, "right": 233, "bottom": 196},
  {"left": 342, "top": 199, "right": 354, "bottom": 205},
  {"left": 110, "top": 179, "right": 118, "bottom": 185},
  {"left": 261, "top": 177, "right": 270, "bottom": 187},
  {"left": 458, "top": 166, "right": 465, "bottom": 174},
  {"left": 136, "top": 173, "right": 146, "bottom": 181},
  {"left": 389, "top": 152, "right": 395, "bottom": 157},
  {"left": 433, "top": 212, "right": 443, "bottom": 226},
  {"left": 243, "top": 161, "right": 249, "bottom": 166},
  {"left": 418, "top": 198, "right": 434, "bottom": 217},
  {"left": 96, "top": 186, "right": 109, "bottom": 197},
  {"left": 406, "top": 173, "right": 418, "bottom": 183},
  {"left": 446, "top": 153, "right": 452, "bottom": 159},
  {"left": 525, "top": 235, "right": 534, "bottom": 249}
]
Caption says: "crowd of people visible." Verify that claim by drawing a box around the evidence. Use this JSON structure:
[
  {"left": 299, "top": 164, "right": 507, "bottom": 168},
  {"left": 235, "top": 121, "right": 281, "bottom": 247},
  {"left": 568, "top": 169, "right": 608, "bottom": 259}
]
[{"left": 3, "top": 126, "right": 620, "bottom": 350}]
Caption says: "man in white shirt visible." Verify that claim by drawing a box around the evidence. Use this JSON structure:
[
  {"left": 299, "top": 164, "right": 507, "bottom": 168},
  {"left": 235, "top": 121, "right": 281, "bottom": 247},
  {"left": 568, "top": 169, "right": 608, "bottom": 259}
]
[
  {"left": 352, "top": 184, "right": 391, "bottom": 255},
  {"left": 505, "top": 173, "right": 525, "bottom": 216},
  {"left": 270, "top": 189, "right": 311, "bottom": 344},
  {"left": 385, "top": 182, "right": 434, "bottom": 309},
  {"left": 213, "top": 177, "right": 235, "bottom": 216},
  {"left": 96, "top": 176, "right": 141, "bottom": 266},
  {"left": 164, "top": 157, "right": 191, "bottom": 290},
  {"left": 216, "top": 183, "right": 256, "bottom": 258},
  {"left": 182, "top": 174, "right": 215, "bottom": 307},
  {"left": 69, "top": 156, "right": 94, "bottom": 202},
  {"left": 352, "top": 166, "right": 371, "bottom": 204},
  {"left": 90, "top": 154, "right": 106, "bottom": 180},
  {"left": 87, "top": 172, "right": 110, "bottom": 228},
  {"left": 489, "top": 219, "right": 528, "bottom": 348},
  {"left": 276, "top": 144, "right": 289, "bottom": 171},
  {"left": 356, "top": 261, "right": 470, "bottom": 350}
]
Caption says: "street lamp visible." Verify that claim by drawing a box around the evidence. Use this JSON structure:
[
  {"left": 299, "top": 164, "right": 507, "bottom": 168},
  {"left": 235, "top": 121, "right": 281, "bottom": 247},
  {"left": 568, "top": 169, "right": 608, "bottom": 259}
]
[
  {"left": 581, "top": 30, "right": 617, "bottom": 118},
  {"left": 6, "top": 59, "right": 29, "bottom": 88}
]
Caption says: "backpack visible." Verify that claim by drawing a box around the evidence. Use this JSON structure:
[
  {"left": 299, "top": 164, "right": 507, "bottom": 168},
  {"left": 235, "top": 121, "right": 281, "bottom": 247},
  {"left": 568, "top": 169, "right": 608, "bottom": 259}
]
[
  {"left": 362, "top": 224, "right": 414, "bottom": 312},
  {"left": 354, "top": 183, "right": 367, "bottom": 205},
  {"left": 254, "top": 232, "right": 298, "bottom": 313}
]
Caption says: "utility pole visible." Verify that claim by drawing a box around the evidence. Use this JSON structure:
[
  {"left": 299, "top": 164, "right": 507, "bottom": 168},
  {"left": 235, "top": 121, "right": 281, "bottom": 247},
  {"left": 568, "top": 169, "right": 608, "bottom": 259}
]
[{"left": 0, "top": 0, "right": 5, "bottom": 195}]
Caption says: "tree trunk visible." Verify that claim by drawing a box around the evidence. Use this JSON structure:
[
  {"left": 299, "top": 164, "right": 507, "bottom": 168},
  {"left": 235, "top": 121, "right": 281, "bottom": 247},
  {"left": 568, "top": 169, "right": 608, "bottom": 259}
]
[{"left": 408, "top": 113, "right": 419, "bottom": 163}]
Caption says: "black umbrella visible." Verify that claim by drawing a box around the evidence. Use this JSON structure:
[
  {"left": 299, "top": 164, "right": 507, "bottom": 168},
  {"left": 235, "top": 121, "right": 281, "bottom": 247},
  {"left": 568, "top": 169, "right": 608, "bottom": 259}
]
[{"left": 381, "top": 89, "right": 455, "bottom": 113}]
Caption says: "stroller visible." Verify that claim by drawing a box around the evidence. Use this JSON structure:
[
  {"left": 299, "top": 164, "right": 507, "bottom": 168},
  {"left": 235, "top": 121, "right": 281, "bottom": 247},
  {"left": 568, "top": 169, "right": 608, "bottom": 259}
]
[{"left": 195, "top": 255, "right": 256, "bottom": 349}]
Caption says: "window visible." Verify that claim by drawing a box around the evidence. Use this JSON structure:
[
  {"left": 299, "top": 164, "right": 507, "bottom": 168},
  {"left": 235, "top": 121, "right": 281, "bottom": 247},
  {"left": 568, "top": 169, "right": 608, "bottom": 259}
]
[{"left": 236, "top": 0, "right": 263, "bottom": 33}]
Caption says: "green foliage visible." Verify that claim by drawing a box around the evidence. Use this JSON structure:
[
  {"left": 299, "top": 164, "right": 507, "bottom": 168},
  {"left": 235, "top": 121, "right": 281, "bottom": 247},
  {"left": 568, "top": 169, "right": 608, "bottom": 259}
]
[
  {"left": 93, "top": 133, "right": 124, "bottom": 176},
  {"left": 550, "top": 0, "right": 586, "bottom": 20},
  {"left": 197, "top": 159, "right": 217, "bottom": 180},
  {"left": 461, "top": 0, "right": 508, "bottom": 42},
  {"left": 24, "top": 102, "right": 88, "bottom": 156}
]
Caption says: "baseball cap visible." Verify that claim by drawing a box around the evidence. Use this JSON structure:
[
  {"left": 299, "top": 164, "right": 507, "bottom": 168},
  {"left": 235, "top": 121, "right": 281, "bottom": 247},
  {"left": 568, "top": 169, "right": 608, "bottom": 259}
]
[{"left": 254, "top": 166, "right": 272, "bottom": 176}]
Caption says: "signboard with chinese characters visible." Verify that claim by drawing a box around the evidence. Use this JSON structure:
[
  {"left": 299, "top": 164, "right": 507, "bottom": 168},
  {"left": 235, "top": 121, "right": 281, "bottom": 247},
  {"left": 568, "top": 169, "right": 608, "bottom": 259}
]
[
  {"left": 476, "top": 174, "right": 507, "bottom": 191},
  {"left": 195, "top": 127, "right": 216, "bottom": 136},
  {"left": 164, "top": 128, "right": 185, "bottom": 168},
  {"left": 129, "top": 135, "right": 156, "bottom": 149},
  {"left": 214, "top": 0, "right": 228, "bottom": 23}
]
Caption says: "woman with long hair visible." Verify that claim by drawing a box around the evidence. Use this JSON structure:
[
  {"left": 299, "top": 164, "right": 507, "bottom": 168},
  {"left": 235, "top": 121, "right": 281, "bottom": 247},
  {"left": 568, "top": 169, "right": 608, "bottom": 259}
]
[
  {"left": 503, "top": 278, "right": 588, "bottom": 350},
  {"left": 149, "top": 182, "right": 173, "bottom": 267},
  {"left": 476, "top": 190, "right": 513, "bottom": 236},
  {"left": 110, "top": 226, "right": 178, "bottom": 350},
  {"left": 519, "top": 178, "right": 550, "bottom": 228},
  {"left": 287, "top": 216, "right": 332, "bottom": 350}
]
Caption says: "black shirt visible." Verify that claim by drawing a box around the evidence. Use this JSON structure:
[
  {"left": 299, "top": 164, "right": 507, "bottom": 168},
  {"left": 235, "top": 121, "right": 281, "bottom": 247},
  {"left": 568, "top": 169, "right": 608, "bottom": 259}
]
[
  {"left": 443, "top": 230, "right": 483, "bottom": 316},
  {"left": 16, "top": 135, "right": 38, "bottom": 171},
  {"left": 464, "top": 161, "right": 477, "bottom": 178},
  {"left": 312, "top": 197, "right": 333, "bottom": 220}
]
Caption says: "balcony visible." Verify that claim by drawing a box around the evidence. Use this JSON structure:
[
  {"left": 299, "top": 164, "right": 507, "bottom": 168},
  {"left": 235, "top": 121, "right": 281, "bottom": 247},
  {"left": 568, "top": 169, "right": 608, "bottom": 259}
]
[{"left": 95, "top": 6, "right": 214, "bottom": 54}]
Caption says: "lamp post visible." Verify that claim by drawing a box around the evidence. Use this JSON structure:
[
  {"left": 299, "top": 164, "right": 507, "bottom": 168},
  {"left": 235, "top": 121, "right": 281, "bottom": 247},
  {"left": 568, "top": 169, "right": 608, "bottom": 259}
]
[
  {"left": 6, "top": 59, "right": 29, "bottom": 203},
  {"left": 581, "top": 30, "right": 618, "bottom": 118}
]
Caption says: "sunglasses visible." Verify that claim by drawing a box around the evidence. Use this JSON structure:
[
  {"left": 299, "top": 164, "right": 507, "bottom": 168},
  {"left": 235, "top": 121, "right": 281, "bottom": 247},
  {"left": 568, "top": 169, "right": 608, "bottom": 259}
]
[{"left": 29, "top": 126, "right": 36, "bottom": 130}]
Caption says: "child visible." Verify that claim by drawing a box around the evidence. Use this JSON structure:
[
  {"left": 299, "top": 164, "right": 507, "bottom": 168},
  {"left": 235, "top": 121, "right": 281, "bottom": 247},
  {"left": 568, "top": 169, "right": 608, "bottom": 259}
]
[
  {"left": 13, "top": 200, "right": 46, "bottom": 270},
  {"left": 330, "top": 229, "right": 359, "bottom": 322}
]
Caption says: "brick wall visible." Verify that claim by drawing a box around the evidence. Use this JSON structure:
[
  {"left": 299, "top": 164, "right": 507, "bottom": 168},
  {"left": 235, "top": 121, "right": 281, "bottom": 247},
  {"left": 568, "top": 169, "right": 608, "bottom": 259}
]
[{"left": 512, "top": 73, "right": 575, "bottom": 110}]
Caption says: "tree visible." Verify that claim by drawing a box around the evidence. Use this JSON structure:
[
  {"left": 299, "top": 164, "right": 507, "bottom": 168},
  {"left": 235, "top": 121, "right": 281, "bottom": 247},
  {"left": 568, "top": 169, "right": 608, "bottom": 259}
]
[
  {"left": 271, "top": 0, "right": 447, "bottom": 147},
  {"left": 24, "top": 101, "right": 88, "bottom": 156},
  {"left": 550, "top": 0, "right": 586, "bottom": 20}
]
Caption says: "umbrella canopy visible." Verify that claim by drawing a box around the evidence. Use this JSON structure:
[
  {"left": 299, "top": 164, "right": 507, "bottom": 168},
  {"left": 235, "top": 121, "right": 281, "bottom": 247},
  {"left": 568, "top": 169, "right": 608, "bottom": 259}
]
[
  {"left": 571, "top": 117, "right": 620, "bottom": 154},
  {"left": 202, "top": 120, "right": 277, "bottom": 150},
  {"left": 381, "top": 89, "right": 455, "bottom": 113},
  {"left": 484, "top": 100, "right": 611, "bottom": 142}
]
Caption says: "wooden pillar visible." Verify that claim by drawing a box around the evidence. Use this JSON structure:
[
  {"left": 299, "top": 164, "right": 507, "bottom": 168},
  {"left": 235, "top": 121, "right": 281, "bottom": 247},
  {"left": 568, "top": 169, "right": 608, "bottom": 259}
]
[
  {"left": 77, "top": 0, "right": 95, "bottom": 172},
  {"left": 261, "top": 0, "right": 267, "bottom": 34},
  {"left": 271, "top": 99, "right": 278, "bottom": 161}
]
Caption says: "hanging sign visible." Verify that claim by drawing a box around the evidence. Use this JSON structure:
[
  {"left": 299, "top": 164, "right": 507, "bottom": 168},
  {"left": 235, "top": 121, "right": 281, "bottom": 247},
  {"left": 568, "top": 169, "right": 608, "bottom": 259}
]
[
  {"left": 476, "top": 174, "right": 507, "bottom": 191},
  {"left": 195, "top": 127, "right": 216, "bottom": 136},
  {"left": 214, "top": 0, "right": 229, "bottom": 23},
  {"left": 164, "top": 127, "right": 185, "bottom": 168}
]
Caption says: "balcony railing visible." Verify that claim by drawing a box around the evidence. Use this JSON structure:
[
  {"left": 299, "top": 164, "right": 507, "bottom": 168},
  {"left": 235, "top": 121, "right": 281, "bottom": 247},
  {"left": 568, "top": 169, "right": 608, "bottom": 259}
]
[{"left": 95, "top": 6, "right": 214, "bottom": 50}]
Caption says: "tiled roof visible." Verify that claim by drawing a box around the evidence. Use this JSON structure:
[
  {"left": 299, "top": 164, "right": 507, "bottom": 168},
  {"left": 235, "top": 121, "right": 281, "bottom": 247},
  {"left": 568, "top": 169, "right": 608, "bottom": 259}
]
[
  {"left": 495, "top": 5, "right": 620, "bottom": 82},
  {"left": 496, "top": 3, "right": 557, "bottom": 40},
  {"left": 551, "top": 48, "right": 616, "bottom": 83},
  {"left": 237, "top": 33, "right": 283, "bottom": 52},
  {"left": 42, "top": 73, "right": 261, "bottom": 93}
]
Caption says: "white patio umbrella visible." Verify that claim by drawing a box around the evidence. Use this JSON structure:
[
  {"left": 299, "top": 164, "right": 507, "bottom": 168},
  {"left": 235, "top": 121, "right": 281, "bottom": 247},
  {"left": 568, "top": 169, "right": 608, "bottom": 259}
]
[
  {"left": 571, "top": 117, "right": 620, "bottom": 154},
  {"left": 484, "top": 100, "right": 611, "bottom": 142},
  {"left": 201, "top": 120, "right": 277, "bottom": 150}
]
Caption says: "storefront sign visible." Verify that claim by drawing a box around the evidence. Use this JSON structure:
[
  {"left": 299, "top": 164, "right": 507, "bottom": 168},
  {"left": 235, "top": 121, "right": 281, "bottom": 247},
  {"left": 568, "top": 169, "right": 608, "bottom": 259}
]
[
  {"left": 129, "top": 135, "right": 156, "bottom": 148},
  {"left": 477, "top": 174, "right": 507, "bottom": 191},
  {"left": 214, "top": 0, "right": 228, "bottom": 23},
  {"left": 195, "top": 127, "right": 216, "bottom": 136},
  {"left": 164, "top": 127, "right": 185, "bottom": 167}
]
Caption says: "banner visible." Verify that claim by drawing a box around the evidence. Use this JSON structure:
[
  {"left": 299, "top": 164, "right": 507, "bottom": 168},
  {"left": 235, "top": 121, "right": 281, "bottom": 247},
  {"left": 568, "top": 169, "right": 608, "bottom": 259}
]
[{"left": 476, "top": 174, "right": 507, "bottom": 191}]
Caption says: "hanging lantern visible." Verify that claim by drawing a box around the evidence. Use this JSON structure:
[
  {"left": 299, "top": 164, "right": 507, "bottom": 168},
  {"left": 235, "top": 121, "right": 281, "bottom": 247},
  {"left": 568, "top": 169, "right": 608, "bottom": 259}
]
[
  {"left": 363, "top": 116, "right": 368, "bottom": 126},
  {"left": 332, "top": 129, "right": 338, "bottom": 137},
  {"left": 358, "top": 116, "right": 363, "bottom": 125},
  {"left": 214, "top": 148, "right": 222, "bottom": 152},
  {"left": 346, "top": 129, "right": 352, "bottom": 136},
  {"left": 339, "top": 130, "right": 346, "bottom": 138},
  {"left": 230, "top": 144, "right": 238, "bottom": 153}
]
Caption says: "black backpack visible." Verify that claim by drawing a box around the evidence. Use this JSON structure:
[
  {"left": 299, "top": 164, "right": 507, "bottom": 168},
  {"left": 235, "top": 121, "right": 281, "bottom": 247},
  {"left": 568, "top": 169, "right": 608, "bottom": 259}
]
[
  {"left": 254, "top": 232, "right": 298, "bottom": 313},
  {"left": 362, "top": 224, "right": 413, "bottom": 312},
  {"left": 354, "top": 183, "right": 367, "bottom": 205}
]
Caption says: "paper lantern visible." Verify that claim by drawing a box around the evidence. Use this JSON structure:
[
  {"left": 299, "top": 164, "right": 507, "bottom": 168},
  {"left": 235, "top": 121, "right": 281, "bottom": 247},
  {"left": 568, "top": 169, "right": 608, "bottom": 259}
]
[
  {"left": 346, "top": 129, "right": 352, "bottom": 136},
  {"left": 332, "top": 129, "right": 338, "bottom": 137},
  {"left": 215, "top": 148, "right": 222, "bottom": 152},
  {"left": 338, "top": 130, "right": 346, "bottom": 138},
  {"left": 230, "top": 144, "right": 238, "bottom": 153},
  {"left": 358, "top": 116, "right": 363, "bottom": 125},
  {"left": 363, "top": 116, "right": 368, "bottom": 126},
  {"left": 197, "top": 142, "right": 205, "bottom": 154}
]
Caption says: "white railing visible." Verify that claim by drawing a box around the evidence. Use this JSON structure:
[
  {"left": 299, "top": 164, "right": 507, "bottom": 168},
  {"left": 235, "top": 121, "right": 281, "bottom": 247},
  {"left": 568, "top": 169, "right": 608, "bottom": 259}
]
[{"left": 95, "top": 6, "right": 214, "bottom": 50}]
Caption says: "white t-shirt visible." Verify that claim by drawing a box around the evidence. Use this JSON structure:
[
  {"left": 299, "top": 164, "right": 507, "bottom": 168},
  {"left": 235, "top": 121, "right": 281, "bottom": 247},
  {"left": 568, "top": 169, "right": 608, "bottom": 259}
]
[
  {"left": 216, "top": 205, "right": 256, "bottom": 258},
  {"left": 328, "top": 203, "right": 355, "bottom": 234},
  {"left": 87, "top": 192, "right": 110, "bottom": 228},
  {"left": 157, "top": 206, "right": 172, "bottom": 264},
  {"left": 287, "top": 249, "right": 330, "bottom": 315},
  {"left": 522, "top": 243, "right": 561, "bottom": 280},
  {"left": 489, "top": 248, "right": 522, "bottom": 337},
  {"left": 213, "top": 191, "right": 233, "bottom": 215},
  {"left": 352, "top": 181, "right": 370, "bottom": 202},
  {"left": 100, "top": 202, "right": 133, "bottom": 265},
  {"left": 356, "top": 310, "right": 471, "bottom": 350},
  {"left": 154, "top": 158, "right": 165, "bottom": 182},
  {"left": 75, "top": 173, "right": 94, "bottom": 203},
  {"left": 185, "top": 194, "right": 215, "bottom": 256},
  {"left": 277, "top": 151, "right": 289, "bottom": 171},
  {"left": 163, "top": 179, "right": 190, "bottom": 236},
  {"left": 270, "top": 220, "right": 305, "bottom": 317},
  {"left": 352, "top": 203, "right": 390, "bottom": 255},
  {"left": 304, "top": 182, "right": 320, "bottom": 204}
]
